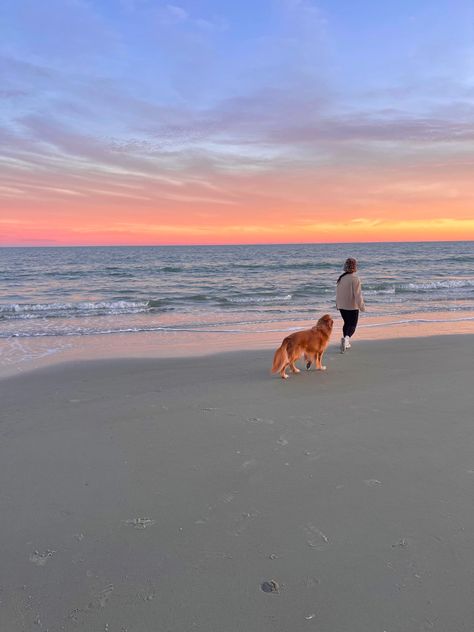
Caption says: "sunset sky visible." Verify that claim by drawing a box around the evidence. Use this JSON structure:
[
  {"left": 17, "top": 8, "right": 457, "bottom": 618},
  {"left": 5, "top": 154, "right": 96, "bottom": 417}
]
[{"left": 1, "top": 0, "right": 473, "bottom": 245}]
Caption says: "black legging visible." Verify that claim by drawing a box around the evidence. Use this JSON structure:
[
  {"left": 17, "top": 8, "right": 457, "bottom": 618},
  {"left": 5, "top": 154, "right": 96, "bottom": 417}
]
[{"left": 339, "top": 309, "right": 359, "bottom": 338}]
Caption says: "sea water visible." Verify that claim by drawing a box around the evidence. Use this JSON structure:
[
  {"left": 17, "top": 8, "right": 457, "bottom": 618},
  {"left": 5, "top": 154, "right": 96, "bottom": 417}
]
[{"left": 1, "top": 241, "right": 473, "bottom": 372}]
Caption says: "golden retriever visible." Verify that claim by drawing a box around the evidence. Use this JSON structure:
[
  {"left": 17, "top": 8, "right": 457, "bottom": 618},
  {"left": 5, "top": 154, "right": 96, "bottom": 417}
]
[{"left": 271, "top": 314, "right": 334, "bottom": 379}]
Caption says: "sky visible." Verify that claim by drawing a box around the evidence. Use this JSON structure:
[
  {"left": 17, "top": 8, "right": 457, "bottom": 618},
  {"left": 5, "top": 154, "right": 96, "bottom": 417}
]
[{"left": 1, "top": 0, "right": 473, "bottom": 246}]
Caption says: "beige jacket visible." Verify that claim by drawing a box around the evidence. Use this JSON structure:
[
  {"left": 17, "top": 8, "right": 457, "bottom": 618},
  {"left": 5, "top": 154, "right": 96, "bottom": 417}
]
[{"left": 336, "top": 273, "right": 366, "bottom": 311}]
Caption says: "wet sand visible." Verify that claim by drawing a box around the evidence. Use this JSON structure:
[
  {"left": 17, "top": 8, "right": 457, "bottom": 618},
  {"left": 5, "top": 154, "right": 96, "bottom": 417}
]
[
  {"left": 2, "top": 309, "right": 474, "bottom": 380},
  {"left": 1, "top": 335, "right": 474, "bottom": 631}
]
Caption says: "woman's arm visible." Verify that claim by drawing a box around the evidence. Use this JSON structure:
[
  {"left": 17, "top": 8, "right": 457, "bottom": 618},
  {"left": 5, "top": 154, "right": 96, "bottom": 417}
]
[{"left": 353, "top": 277, "right": 366, "bottom": 311}]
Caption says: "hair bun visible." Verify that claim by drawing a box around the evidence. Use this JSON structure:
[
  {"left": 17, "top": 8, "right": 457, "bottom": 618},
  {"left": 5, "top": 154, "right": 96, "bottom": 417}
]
[{"left": 343, "top": 258, "right": 357, "bottom": 273}]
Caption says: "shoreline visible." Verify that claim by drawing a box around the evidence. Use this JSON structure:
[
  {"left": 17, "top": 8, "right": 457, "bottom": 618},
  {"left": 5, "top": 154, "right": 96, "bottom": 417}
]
[
  {"left": 1, "top": 335, "right": 474, "bottom": 631},
  {"left": 1, "top": 309, "right": 474, "bottom": 379},
  {"left": 1, "top": 332, "right": 473, "bottom": 388}
]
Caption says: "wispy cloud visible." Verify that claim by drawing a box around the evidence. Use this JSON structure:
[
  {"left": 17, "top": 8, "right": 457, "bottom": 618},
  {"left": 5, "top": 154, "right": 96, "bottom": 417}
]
[{"left": 157, "top": 4, "right": 188, "bottom": 24}]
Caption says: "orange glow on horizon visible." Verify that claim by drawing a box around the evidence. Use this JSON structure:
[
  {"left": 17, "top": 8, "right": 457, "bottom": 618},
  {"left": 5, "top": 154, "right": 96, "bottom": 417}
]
[
  {"left": 2, "top": 162, "right": 474, "bottom": 246},
  {"left": 2, "top": 215, "right": 473, "bottom": 247}
]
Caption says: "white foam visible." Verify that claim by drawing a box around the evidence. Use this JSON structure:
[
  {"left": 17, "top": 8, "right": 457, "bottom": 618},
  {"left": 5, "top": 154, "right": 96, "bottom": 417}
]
[
  {"left": 227, "top": 294, "right": 292, "bottom": 304},
  {"left": 0, "top": 299, "right": 149, "bottom": 317},
  {"left": 399, "top": 279, "right": 474, "bottom": 291}
]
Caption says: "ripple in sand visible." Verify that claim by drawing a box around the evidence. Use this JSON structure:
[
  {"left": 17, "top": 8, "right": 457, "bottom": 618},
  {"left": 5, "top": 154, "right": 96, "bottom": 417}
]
[
  {"left": 230, "top": 511, "right": 258, "bottom": 536},
  {"left": 195, "top": 492, "right": 237, "bottom": 525},
  {"left": 306, "top": 576, "right": 321, "bottom": 588},
  {"left": 297, "top": 417, "right": 316, "bottom": 429},
  {"left": 220, "top": 492, "right": 236, "bottom": 504},
  {"left": 98, "top": 584, "right": 114, "bottom": 607},
  {"left": 240, "top": 458, "right": 258, "bottom": 471},
  {"left": 304, "top": 524, "right": 329, "bottom": 550},
  {"left": 364, "top": 479, "right": 382, "bottom": 487},
  {"left": 304, "top": 450, "right": 321, "bottom": 461},
  {"left": 392, "top": 537, "right": 409, "bottom": 548},
  {"left": 123, "top": 517, "right": 155, "bottom": 529},
  {"left": 29, "top": 549, "right": 56, "bottom": 566},
  {"left": 248, "top": 417, "right": 274, "bottom": 425}
]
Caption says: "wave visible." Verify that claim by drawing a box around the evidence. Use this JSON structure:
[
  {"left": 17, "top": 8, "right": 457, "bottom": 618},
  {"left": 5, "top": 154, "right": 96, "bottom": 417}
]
[
  {"left": 2, "top": 276, "right": 474, "bottom": 322},
  {"left": 39, "top": 264, "right": 185, "bottom": 278},
  {"left": 0, "top": 293, "right": 296, "bottom": 319},
  {"left": 3, "top": 314, "right": 474, "bottom": 340},
  {"left": 398, "top": 279, "right": 474, "bottom": 291},
  {"left": 359, "top": 255, "right": 474, "bottom": 267},
  {"left": 221, "top": 294, "right": 293, "bottom": 304},
  {"left": 292, "top": 284, "right": 332, "bottom": 297},
  {"left": 359, "top": 279, "right": 474, "bottom": 295},
  {"left": 364, "top": 287, "right": 396, "bottom": 295},
  {"left": 0, "top": 300, "right": 151, "bottom": 320},
  {"left": 232, "top": 261, "right": 335, "bottom": 271},
  {"left": 149, "top": 294, "right": 210, "bottom": 307},
  {"left": 0, "top": 294, "right": 226, "bottom": 320},
  {"left": 439, "top": 255, "right": 474, "bottom": 264}
]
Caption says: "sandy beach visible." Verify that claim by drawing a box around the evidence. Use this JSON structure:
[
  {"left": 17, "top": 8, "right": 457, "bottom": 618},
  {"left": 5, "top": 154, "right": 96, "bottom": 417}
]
[{"left": 1, "top": 334, "right": 474, "bottom": 631}]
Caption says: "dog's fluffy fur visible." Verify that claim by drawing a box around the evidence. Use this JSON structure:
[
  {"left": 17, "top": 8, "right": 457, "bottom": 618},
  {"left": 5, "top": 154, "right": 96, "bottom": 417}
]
[{"left": 271, "top": 314, "right": 334, "bottom": 379}]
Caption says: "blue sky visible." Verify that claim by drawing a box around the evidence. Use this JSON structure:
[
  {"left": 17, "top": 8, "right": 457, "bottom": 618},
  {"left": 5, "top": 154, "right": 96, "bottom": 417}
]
[{"left": 3, "top": 0, "right": 472, "bottom": 127}]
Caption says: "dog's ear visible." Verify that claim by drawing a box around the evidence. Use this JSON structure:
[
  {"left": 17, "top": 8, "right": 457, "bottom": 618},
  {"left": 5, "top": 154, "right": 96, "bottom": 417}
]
[{"left": 322, "top": 314, "right": 333, "bottom": 328}]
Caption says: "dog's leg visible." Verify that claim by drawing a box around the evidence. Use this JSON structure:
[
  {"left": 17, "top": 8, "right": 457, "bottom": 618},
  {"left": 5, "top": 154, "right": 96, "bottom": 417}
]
[
  {"left": 290, "top": 361, "right": 300, "bottom": 374},
  {"left": 279, "top": 361, "right": 290, "bottom": 379},
  {"left": 317, "top": 352, "right": 327, "bottom": 371}
]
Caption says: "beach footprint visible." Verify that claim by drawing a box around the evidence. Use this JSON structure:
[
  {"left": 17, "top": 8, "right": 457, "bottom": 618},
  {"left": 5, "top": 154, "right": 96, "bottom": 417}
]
[
  {"left": 123, "top": 517, "right": 155, "bottom": 529},
  {"left": 29, "top": 549, "right": 56, "bottom": 566},
  {"left": 304, "top": 524, "right": 330, "bottom": 550},
  {"left": 240, "top": 458, "right": 258, "bottom": 472},
  {"left": 247, "top": 417, "right": 275, "bottom": 425},
  {"left": 229, "top": 511, "right": 258, "bottom": 536},
  {"left": 364, "top": 479, "right": 382, "bottom": 487},
  {"left": 195, "top": 491, "right": 237, "bottom": 525},
  {"left": 98, "top": 584, "right": 114, "bottom": 608}
]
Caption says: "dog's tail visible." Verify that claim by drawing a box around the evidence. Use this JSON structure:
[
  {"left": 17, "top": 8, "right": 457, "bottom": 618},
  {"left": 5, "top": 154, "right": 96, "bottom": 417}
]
[{"left": 271, "top": 338, "right": 289, "bottom": 374}]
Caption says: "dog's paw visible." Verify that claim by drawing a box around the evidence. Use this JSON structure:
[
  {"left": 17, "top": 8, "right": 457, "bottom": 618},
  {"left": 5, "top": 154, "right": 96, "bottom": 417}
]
[
  {"left": 281, "top": 373, "right": 289, "bottom": 379},
  {"left": 319, "top": 365, "right": 327, "bottom": 371},
  {"left": 292, "top": 367, "right": 300, "bottom": 374}
]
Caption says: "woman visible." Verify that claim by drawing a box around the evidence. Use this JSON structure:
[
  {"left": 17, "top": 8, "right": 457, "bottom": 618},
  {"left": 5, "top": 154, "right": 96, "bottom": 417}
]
[{"left": 336, "top": 257, "right": 365, "bottom": 353}]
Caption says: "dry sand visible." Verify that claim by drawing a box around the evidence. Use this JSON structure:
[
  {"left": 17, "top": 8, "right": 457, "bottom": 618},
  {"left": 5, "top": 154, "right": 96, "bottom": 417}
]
[{"left": 1, "top": 335, "right": 474, "bottom": 631}]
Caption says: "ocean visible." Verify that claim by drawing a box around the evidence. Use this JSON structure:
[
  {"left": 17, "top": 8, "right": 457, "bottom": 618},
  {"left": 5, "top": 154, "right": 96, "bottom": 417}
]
[{"left": 1, "top": 241, "right": 474, "bottom": 373}]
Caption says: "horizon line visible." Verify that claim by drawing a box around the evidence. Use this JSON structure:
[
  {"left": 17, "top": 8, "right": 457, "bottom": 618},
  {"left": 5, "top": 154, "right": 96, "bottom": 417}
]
[{"left": 1, "top": 238, "right": 473, "bottom": 249}]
